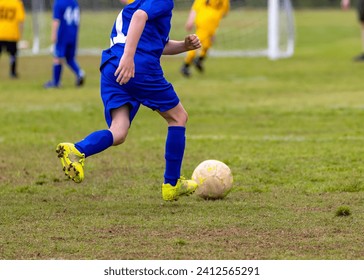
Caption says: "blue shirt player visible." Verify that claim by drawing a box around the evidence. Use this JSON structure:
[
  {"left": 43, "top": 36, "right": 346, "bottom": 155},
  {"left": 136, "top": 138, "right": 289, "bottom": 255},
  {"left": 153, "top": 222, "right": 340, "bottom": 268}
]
[
  {"left": 44, "top": 0, "right": 85, "bottom": 88},
  {"left": 55, "top": 0, "right": 201, "bottom": 201}
]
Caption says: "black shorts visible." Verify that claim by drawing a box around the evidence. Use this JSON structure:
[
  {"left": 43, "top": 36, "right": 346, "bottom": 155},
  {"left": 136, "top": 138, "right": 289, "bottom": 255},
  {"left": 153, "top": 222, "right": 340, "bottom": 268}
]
[
  {"left": 358, "top": 0, "right": 364, "bottom": 23},
  {"left": 0, "top": 41, "right": 17, "bottom": 56}
]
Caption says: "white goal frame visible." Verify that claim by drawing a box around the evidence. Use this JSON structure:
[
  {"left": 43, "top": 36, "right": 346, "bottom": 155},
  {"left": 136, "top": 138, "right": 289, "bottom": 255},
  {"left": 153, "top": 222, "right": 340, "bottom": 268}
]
[
  {"left": 30, "top": 0, "right": 45, "bottom": 54},
  {"left": 268, "top": 0, "right": 295, "bottom": 59},
  {"left": 210, "top": 0, "right": 295, "bottom": 60},
  {"left": 28, "top": 0, "right": 295, "bottom": 59}
]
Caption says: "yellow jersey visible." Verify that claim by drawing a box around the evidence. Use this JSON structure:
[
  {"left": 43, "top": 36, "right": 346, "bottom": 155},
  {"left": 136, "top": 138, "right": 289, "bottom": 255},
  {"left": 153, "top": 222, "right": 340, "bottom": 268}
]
[
  {"left": 193, "top": 0, "right": 230, "bottom": 27},
  {"left": 0, "top": 0, "right": 25, "bottom": 41}
]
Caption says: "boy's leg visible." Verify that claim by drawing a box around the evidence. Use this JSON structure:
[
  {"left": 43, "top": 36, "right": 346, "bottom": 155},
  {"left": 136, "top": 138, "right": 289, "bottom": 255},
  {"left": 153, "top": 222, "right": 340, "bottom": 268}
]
[
  {"left": 75, "top": 130, "right": 114, "bottom": 157},
  {"left": 162, "top": 126, "right": 197, "bottom": 201},
  {"left": 65, "top": 47, "right": 85, "bottom": 86},
  {"left": 164, "top": 126, "right": 186, "bottom": 187},
  {"left": 9, "top": 54, "right": 17, "bottom": 78},
  {"left": 56, "top": 105, "right": 131, "bottom": 183},
  {"left": 7, "top": 42, "right": 18, "bottom": 78},
  {"left": 67, "top": 58, "right": 85, "bottom": 86},
  {"left": 53, "top": 62, "right": 62, "bottom": 85},
  {"left": 45, "top": 43, "right": 65, "bottom": 88},
  {"left": 180, "top": 50, "right": 196, "bottom": 77},
  {"left": 159, "top": 104, "right": 197, "bottom": 201},
  {"left": 193, "top": 32, "right": 213, "bottom": 72},
  {"left": 56, "top": 130, "right": 113, "bottom": 183},
  {"left": 44, "top": 58, "right": 62, "bottom": 88}
]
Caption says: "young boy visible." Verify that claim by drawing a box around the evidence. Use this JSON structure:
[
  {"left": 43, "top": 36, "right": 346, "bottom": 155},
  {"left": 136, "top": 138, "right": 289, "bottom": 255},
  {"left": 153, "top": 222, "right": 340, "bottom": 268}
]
[
  {"left": 181, "top": 0, "right": 230, "bottom": 77},
  {"left": 56, "top": 0, "right": 201, "bottom": 201},
  {"left": 0, "top": 0, "right": 26, "bottom": 78},
  {"left": 44, "top": 0, "right": 85, "bottom": 88}
]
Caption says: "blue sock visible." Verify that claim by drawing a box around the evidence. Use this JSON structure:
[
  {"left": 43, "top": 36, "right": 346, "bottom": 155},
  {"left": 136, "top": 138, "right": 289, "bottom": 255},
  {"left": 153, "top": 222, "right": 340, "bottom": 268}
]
[
  {"left": 75, "top": 130, "right": 114, "bottom": 158},
  {"left": 164, "top": 126, "right": 186, "bottom": 186},
  {"left": 53, "top": 64, "right": 62, "bottom": 86},
  {"left": 66, "top": 58, "right": 82, "bottom": 77}
]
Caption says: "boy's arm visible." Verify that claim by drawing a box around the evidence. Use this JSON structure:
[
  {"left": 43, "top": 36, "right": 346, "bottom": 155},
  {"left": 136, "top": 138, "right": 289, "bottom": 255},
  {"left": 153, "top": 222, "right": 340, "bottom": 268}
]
[
  {"left": 185, "top": 9, "right": 196, "bottom": 31},
  {"left": 185, "top": 0, "right": 200, "bottom": 31},
  {"left": 114, "top": 9, "right": 147, "bottom": 85},
  {"left": 51, "top": 19, "right": 60, "bottom": 44},
  {"left": 162, "top": 34, "right": 201, "bottom": 55}
]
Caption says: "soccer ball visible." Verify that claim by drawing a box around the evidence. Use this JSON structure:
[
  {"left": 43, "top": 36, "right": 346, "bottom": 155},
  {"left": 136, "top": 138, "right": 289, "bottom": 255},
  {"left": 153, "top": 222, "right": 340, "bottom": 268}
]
[{"left": 192, "top": 159, "right": 233, "bottom": 199}]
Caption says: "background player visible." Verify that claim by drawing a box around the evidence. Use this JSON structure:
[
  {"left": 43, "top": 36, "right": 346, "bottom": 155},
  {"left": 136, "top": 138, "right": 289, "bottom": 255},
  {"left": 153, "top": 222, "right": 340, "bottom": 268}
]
[
  {"left": 55, "top": 0, "right": 201, "bottom": 201},
  {"left": 0, "top": 0, "right": 25, "bottom": 78},
  {"left": 120, "top": 0, "right": 134, "bottom": 4},
  {"left": 181, "top": 0, "right": 230, "bottom": 77},
  {"left": 44, "top": 0, "right": 85, "bottom": 88},
  {"left": 341, "top": 0, "right": 364, "bottom": 61}
]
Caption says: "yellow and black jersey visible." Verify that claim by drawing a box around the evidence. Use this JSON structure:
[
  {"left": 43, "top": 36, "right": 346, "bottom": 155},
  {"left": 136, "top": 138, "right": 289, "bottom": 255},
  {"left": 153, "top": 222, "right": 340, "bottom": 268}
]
[
  {"left": 192, "top": 0, "right": 229, "bottom": 30},
  {"left": 0, "top": 0, "right": 25, "bottom": 41},
  {"left": 193, "top": 0, "right": 230, "bottom": 18},
  {"left": 205, "top": 0, "right": 228, "bottom": 12}
]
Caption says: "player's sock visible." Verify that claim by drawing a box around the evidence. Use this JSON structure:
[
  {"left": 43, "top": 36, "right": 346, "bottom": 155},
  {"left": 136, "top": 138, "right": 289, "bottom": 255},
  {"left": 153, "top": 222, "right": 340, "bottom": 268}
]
[
  {"left": 67, "top": 59, "right": 82, "bottom": 77},
  {"left": 180, "top": 63, "right": 191, "bottom": 77},
  {"left": 74, "top": 130, "right": 114, "bottom": 157},
  {"left": 164, "top": 126, "right": 186, "bottom": 186},
  {"left": 53, "top": 64, "right": 62, "bottom": 86},
  {"left": 10, "top": 55, "right": 17, "bottom": 77},
  {"left": 194, "top": 56, "right": 205, "bottom": 72}
]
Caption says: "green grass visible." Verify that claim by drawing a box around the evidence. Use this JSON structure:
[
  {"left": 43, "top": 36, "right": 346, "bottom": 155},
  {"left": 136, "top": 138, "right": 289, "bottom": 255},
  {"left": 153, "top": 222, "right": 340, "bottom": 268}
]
[{"left": 1, "top": 9, "right": 364, "bottom": 260}]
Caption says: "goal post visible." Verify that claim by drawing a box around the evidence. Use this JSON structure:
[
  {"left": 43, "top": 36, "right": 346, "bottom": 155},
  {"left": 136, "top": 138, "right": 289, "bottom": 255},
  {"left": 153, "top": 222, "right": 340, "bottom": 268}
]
[
  {"left": 30, "top": 0, "right": 46, "bottom": 54},
  {"left": 268, "top": 0, "right": 295, "bottom": 59},
  {"left": 205, "top": 0, "right": 295, "bottom": 59},
  {"left": 26, "top": 0, "right": 295, "bottom": 59}
]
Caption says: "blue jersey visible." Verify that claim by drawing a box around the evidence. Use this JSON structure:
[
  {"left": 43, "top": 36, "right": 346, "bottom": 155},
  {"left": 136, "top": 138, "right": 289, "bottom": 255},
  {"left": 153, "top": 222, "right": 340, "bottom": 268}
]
[
  {"left": 53, "top": 0, "right": 80, "bottom": 43},
  {"left": 108, "top": 0, "right": 174, "bottom": 74}
]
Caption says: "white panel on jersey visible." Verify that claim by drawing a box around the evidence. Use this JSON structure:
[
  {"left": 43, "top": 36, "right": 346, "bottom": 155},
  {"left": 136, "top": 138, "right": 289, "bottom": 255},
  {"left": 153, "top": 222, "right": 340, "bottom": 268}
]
[{"left": 111, "top": 10, "right": 127, "bottom": 47}]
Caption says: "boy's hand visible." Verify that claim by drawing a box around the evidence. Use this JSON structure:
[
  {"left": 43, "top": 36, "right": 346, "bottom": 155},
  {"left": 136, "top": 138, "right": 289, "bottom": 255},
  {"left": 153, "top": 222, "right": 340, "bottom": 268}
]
[
  {"left": 184, "top": 34, "right": 201, "bottom": 51},
  {"left": 114, "top": 55, "right": 135, "bottom": 85}
]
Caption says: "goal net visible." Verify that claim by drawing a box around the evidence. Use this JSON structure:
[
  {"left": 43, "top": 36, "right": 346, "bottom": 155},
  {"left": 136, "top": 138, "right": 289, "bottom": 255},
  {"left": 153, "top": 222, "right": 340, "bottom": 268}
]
[
  {"left": 22, "top": 0, "right": 50, "bottom": 54},
  {"left": 170, "top": 0, "right": 295, "bottom": 59},
  {"left": 24, "top": 0, "right": 295, "bottom": 59}
]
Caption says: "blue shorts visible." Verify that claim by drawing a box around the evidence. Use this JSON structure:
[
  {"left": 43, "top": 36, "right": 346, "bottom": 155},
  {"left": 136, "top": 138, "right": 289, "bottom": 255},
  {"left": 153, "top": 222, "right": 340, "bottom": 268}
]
[
  {"left": 54, "top": 40, "right": 76, "bottom": 60},
  {"left": 100, "top": 49, "right": 180, "bottom": 127}
]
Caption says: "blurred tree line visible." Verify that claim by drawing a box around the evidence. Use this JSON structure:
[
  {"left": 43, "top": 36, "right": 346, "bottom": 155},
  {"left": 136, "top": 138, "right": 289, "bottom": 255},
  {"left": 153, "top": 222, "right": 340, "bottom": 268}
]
[{"left": 22, "top": 0, "right": 353, "bottom": 11}]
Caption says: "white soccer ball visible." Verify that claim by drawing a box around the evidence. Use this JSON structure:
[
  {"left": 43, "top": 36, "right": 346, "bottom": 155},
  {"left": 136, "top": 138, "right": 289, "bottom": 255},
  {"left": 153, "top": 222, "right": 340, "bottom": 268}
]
[{"left": 192, "top": 159, "right": 233, "bottom": 199}]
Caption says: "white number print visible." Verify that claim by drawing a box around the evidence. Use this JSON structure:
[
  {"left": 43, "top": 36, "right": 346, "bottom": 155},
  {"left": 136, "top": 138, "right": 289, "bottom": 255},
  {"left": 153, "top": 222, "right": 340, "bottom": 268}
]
[{"left": 64, "top": 6, "right": 80, "bottom": 26}]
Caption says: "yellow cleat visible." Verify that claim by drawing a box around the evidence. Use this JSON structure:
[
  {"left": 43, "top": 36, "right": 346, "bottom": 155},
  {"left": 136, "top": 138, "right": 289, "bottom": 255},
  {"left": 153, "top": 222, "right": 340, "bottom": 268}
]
[
  {"left": 56, "top": 143, "right": 85, "bottom": 183},
  {"left": 162, "top": 177, "right": 198, "bottom": 201}
]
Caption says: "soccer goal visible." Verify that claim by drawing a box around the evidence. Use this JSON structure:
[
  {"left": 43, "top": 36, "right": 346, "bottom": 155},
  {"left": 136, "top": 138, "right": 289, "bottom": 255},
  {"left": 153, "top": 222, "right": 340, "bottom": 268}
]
[
  {"left": 267, "top": 0, "right": 295, "bottom": 59},
  {"left": 26, "top": 0, "right": 295, "bottom": 59},
  {"left": 205, "top": 0, "right": 295, "bottom": 59},
  {"left": 29, "top": 0, "right": 47, "bottom": 54}
]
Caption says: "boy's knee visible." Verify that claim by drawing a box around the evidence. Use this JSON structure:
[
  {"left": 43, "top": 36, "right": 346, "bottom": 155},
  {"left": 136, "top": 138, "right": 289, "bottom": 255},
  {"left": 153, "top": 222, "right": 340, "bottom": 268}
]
[
  {"left": 110, "top": 129, "right": 128, "bottom": 146},
  {"left": 113, "top": 136, "right": 126, "bottom": 146}
]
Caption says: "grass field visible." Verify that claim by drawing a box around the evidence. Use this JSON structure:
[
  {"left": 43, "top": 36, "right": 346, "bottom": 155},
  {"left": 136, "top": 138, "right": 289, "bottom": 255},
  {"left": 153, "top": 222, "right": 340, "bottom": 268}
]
[{"left": 1, "top": 8, "right": 364, "bottom": 260}]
